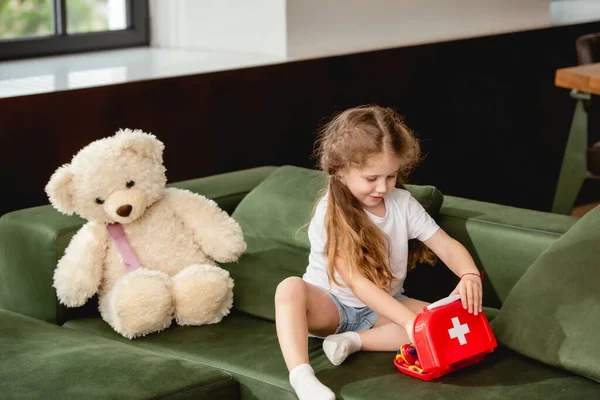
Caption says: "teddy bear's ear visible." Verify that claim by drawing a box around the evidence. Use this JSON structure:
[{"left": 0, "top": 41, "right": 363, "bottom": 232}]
[
  {"left": 45, "top": 164, "right": 76, "bottom": 215},
  {"left": 115, "top": 128, "right": 164, "bottom": 162}
]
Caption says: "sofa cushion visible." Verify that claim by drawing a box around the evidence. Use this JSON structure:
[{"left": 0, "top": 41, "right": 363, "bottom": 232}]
[
  {"left": 64, "top": 312, "right": 600, "bottom": 400},
  {"left": 491, "top": 205, "right": 600, "bottom": 383},
  {"left": 228, "top": 165, "right": 444, "bottom": 320},
  {"left": 0, "top": 309, "right": 239, "bottom": 399},
  {"left": 225, "top": 237, "right": 309, "bottom": 321}
]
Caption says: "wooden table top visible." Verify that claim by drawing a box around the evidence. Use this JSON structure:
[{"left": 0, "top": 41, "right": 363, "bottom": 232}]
[{"left": 555, "top": 63, "right": 600, "bottom": 95}]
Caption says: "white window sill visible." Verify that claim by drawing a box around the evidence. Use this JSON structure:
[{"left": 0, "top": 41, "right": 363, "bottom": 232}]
[
  {"left": 0, "top": 47, "right": 285, "bottom": 99},
  {"left": 1, "top": 0, "right": 600, "bottom": 101}
]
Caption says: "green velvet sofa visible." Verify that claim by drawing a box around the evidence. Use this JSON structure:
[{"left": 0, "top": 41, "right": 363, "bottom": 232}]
[{"left": 1, "top": 165, "right": 599, "bottom": 399}]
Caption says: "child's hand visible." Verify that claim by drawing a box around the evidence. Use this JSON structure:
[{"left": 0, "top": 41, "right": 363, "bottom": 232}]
[
  {"left": 451, "top": 274, "right": 483, "bottom": 315},
  {"left": 403, "top": 317, "right": 415, "bottom": 343}
]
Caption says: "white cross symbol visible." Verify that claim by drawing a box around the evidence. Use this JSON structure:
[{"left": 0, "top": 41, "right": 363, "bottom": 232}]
[{"left": 448, "top": 317, "right": 470, "bottom": 345}]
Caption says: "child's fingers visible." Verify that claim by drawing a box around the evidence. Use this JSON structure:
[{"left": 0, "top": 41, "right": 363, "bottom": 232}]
[
  {"left": 459, "top": 284, "right": 468, "bottom": 310},
  {"left": 473, "top": 284, "right": 480, "bottom": 316},
  {"left": 467, "top": 284, "right": 474, "bottom": 314}
]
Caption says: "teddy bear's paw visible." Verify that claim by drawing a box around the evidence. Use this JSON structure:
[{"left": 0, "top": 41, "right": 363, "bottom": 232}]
[
  {"left": 209, "top": 228, "right": 248, "bottom": 263},
  {"left": 108, "top": 269, "right": 175, "bottom": 339},
  {"left": 54, "top": 277, "right": 94, "bottom": 308},
  {"left": 53, "top": 256, "right": 102, "bottom": 307},
  {"left": 172, "top": 264, "right": 234, "bottom": 326}
]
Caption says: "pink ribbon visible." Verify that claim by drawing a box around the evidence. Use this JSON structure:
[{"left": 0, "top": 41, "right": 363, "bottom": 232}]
[{"left": 107, "top": 223, "right": 142, "bottom": 271}]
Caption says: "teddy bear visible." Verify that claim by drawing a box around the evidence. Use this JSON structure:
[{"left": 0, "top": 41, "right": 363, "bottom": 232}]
[{"left": 45, "top": 129, "right": 246, "bottom": 339}]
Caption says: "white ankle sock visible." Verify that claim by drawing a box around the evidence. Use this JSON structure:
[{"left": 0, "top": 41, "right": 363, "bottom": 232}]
[
  {"left": 322, "top": 331, "right": 362, "bottom": 366},
  {"left": 289, "top": 363, "right": 335, "bottom": 400}
]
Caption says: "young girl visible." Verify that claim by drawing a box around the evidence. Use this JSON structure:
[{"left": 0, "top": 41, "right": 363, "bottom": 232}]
[{"left": 274, "top": 105, "right": 483, "bottom": 400}]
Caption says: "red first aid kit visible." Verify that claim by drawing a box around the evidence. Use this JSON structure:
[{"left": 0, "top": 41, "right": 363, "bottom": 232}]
[{"left": 394, "top": 294, "right": 497, "bottom": 381}]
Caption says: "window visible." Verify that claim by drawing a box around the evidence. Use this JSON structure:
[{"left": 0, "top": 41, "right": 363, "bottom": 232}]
[{"left": 0, "top": 0, "right": 149, "bottom": 61}]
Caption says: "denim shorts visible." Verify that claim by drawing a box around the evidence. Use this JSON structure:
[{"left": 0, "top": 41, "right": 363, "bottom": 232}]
[{"left": 309, "top": 288, "right": 410, "bottom": 338}]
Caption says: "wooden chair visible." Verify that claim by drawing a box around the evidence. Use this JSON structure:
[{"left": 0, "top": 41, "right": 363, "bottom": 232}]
[{"left": 552, "top": 33, "right": 600, "bottom": 214}]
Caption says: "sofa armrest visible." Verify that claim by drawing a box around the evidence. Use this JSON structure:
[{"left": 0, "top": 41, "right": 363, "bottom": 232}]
[
  {"left": 0, "top": 166, "right": 278, "bottom": 324},
  {"left": 437, "top": 195, "right": 578, "bottom": 308}
]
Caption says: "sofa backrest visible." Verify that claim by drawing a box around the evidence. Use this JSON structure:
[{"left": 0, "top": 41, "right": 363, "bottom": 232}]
[
  {"left": 0, "top": 166, "right": 278, "bottom": 325},
  {"left": 0, "top": 164, "right": 578, "bottom": 327},
  {"left": 225, "top": 166, "right": 579, "bottom": 321},
  {"left": 437, "top": 196, "right": 579, "bottom": 308}
]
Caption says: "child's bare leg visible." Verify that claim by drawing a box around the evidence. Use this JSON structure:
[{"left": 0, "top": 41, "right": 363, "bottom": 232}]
[
  {"left": 360, "top": 298, "right": 429, "bottom": 351},
  {"left": 275, "top": 277, "right": 339, "bottom": 369},
  {"left": 323, "top": 298, "right": 428, "bottom": 364},
  {"left": 358, "top": 322, "right": 410, "bottom": 351},
  {"left": 275, "top": 277, "right": 338, "bottom": 400}
]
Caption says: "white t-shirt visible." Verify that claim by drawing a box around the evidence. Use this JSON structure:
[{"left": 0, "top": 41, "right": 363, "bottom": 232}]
[{"left": 302, "top": 188, "right": 440, "bottom": 308}]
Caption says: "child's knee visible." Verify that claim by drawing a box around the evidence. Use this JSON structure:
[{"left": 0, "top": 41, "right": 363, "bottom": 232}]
[{"left": 275, "top": 277, "right": 306, "bottom": 304}]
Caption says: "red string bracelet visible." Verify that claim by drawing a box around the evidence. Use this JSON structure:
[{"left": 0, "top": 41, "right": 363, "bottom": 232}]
[{"left": 460, "top": 271, "right": 484, "bottom": 281}]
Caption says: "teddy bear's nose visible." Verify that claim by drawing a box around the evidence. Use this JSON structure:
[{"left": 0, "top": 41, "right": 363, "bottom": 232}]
[{"left": 116, "top": 205, "right": 133, "bottom": 217}]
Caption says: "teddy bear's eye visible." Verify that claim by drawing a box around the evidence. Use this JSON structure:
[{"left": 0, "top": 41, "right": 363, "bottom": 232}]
[
  {"left": 126, "top": 180, "right": 135, "bottom": 188},
  {"left": 95, "top": 198, "right": 105, "bottom": 205}
]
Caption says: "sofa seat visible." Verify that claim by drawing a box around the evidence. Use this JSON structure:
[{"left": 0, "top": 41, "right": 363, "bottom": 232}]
[
  {"left": 339, "top": 345, "right": 600, "bottom": 400},
  {"left": 64, "top": 311, "right": 298, "bottom": 400},
  {"left": 63, "top": 311, "right": 600, "bottom": 400},
  {"left": 0, "top": 310, "right": 239, "bottom": 400}
]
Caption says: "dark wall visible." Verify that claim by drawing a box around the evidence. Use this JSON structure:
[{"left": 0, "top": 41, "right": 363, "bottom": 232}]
[{"left": 2, "top": 21, "right": 600, "bottom": 217}]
